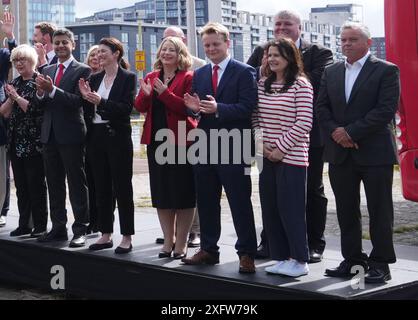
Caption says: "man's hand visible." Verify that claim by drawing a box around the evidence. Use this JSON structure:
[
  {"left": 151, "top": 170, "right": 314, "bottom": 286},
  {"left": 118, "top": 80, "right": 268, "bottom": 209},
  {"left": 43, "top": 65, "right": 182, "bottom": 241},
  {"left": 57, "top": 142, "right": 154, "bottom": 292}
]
[
  {"left": 34, "top": 43, "right": 48, "bottom": 66},
  {"left": 0, "top": 12, "right": 15, "bottom": 40},
  {"left": 332, "top": 127, "right": 359, "bottom": 149},
  {"left": 184, "top": 93, "right": 200, "bottom": 113},
  {"left": 78, "top": 78, "right": 91, "bottom": 99},
  {"left": 199, "top": 95, "right": 217, "bottom": 114},
  {"left": 153, "top": 78, "right": 168, "bottom": 95},
  {"left": 268, "top": 147, "right": 285, "bottom": 162},
  {"left": 263, "top": 143, "right": 274, "bottom": 158},
  {"left": 35, "top": 74, "right": 54, "bottom": 93}
]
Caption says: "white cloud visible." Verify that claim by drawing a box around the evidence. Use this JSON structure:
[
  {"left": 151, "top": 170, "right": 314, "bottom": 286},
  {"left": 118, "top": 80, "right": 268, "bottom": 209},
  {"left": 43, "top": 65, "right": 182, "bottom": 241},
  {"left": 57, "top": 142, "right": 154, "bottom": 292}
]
[{"left": 75, "top": 0, "right": 385, "bottom": 36}]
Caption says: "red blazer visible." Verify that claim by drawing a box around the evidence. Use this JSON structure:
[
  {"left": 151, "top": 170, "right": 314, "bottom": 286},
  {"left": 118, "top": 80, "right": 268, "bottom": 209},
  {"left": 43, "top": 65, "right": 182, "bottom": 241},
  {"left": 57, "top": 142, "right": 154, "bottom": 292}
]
[{"left": 134, "top": 70, "right": 197, "bottom": 146}]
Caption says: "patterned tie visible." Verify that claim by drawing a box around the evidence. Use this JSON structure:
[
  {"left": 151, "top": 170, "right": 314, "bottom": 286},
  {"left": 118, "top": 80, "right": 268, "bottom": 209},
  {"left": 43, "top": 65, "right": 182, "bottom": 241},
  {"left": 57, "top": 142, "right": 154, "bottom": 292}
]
[
  {"left": 55, "top": 64, "right": 65, "bottom": 86},
  {"left": 212, "top": 65, "right": 220, "bottom": 96}
]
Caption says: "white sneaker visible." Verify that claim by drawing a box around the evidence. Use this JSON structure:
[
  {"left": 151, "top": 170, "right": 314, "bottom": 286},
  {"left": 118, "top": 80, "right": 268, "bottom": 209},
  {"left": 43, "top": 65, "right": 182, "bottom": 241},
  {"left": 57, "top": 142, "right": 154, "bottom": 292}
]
[
  {"left": 0, "top": 216, "right": 6, "bottom": 227},
  {"left": 265, "top": 260, "right": 287, "bottom": 274},
  {"left": 279, "top": 260, "right": 309, "bottom": 277}
]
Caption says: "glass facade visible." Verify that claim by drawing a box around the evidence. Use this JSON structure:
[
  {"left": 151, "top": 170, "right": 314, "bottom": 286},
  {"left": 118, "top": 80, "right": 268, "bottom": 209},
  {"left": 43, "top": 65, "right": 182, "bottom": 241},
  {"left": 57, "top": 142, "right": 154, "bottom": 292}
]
[{"left": 27, "top": 0, "right": 75, "bottom": 42}]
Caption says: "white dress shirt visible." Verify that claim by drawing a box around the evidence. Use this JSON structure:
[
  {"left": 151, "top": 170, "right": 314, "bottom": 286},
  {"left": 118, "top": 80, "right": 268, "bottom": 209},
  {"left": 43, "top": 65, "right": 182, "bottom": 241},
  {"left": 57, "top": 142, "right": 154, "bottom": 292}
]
[
  {"left": 93, "top": 76, "right": 113, "bottom": 124},
  {"left": 210, "top": 55, "right": 231, "bottom": 86},
  {"left": 345, "top": 52, "right": 370, "bottom": 102}
]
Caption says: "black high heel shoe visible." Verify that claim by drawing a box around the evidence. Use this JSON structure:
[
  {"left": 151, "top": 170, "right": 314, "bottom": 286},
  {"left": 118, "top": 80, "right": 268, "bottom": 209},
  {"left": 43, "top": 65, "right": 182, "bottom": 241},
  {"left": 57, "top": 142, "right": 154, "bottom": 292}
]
[
  {"left": 173, "top": 252, "right": 187, "bottom": 259},
  {"left": 158, "top": 250, "right": 172, "bottom": 258}
]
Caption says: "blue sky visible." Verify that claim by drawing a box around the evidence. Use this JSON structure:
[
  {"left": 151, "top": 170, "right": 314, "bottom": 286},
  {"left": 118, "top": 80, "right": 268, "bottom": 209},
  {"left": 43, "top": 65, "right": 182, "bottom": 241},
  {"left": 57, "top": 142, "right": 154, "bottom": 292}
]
[{"left": 75, "top": 0, "right": 385, "bottom": 36}]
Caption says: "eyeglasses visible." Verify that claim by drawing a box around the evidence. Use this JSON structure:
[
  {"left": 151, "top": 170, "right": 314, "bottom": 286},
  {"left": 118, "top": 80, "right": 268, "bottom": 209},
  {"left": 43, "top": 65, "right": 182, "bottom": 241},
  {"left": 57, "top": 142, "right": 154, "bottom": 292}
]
[{"left": 12, "top": 57, "right": 28, "bottom": 64}]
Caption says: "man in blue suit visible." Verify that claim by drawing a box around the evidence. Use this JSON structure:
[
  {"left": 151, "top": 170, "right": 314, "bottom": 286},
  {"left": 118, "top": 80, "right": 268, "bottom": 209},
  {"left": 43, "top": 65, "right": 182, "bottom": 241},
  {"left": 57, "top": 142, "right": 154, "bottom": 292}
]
[{"left": 182, "top": 22, "right": 258, "bottom": 273}]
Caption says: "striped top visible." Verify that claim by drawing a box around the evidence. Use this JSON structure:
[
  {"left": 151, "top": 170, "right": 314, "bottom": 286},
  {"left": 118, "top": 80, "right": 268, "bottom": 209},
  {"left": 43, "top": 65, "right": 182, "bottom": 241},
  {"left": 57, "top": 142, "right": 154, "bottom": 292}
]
[{"left": 252, "top": 77, "right": 313, "bottom": 167}]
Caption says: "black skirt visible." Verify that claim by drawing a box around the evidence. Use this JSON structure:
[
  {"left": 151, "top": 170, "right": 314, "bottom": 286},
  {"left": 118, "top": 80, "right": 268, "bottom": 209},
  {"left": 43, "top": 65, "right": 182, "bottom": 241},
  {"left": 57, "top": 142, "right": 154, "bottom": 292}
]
[{"left": 147, "top": 143, "right": 196, "bottom": 209}]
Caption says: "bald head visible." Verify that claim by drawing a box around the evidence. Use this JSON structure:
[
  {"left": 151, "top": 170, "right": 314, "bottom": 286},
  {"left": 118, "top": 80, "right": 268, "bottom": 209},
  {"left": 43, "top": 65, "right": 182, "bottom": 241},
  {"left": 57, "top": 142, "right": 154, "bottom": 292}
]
[{"left": 163, "top": 26, "right": 186, "bottom": 44}]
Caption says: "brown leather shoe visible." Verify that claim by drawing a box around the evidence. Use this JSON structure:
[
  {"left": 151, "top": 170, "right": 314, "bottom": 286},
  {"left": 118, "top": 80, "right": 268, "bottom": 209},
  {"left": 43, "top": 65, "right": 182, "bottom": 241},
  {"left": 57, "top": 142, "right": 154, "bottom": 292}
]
[
  {"left": 181, "top": 249, "right": 219, "bottom": 265},
  {"left": 239, "top": 255, "right": 256, "bottom": 273}
]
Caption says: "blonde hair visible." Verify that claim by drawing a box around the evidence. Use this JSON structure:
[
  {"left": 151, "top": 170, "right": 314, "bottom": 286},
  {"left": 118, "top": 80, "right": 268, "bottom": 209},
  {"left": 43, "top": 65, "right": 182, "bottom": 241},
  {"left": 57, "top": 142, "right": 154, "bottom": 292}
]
[
  {"left": 85, "top": 45, "right": 99, "bottom": 65},
  {"left": 200, "top": 22, "right": 229, "bottom": 42},
  {"left": 153, "top": 36, "right": 192, "bottom": 71},
  {"left": 10, "top": 44, "right": 38, "bottom": 71}
]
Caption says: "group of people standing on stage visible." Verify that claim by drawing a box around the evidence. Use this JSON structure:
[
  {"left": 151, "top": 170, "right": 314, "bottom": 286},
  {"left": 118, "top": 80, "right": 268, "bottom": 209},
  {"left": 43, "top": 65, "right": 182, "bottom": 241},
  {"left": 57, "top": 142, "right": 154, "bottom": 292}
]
[{"left": 0, "top": 6, "right": 400, "bottom": 284}]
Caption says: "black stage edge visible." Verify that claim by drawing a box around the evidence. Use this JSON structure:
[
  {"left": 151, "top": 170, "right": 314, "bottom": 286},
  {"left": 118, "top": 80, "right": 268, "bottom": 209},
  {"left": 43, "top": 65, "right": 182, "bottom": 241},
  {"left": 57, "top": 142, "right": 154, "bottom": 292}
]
[{"left": 1, "top": 213, "right": 418, "bottom": 300}]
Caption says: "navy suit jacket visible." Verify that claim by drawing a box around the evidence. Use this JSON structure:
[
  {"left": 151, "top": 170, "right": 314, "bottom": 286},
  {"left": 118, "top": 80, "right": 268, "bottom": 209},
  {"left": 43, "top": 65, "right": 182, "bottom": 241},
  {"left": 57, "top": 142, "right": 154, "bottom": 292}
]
[
  {"left": 192, "top": 59, "right": 257, "bottom": 132},
  {"left": 191, "top": 58, "right": 257, "bottom": 163}
]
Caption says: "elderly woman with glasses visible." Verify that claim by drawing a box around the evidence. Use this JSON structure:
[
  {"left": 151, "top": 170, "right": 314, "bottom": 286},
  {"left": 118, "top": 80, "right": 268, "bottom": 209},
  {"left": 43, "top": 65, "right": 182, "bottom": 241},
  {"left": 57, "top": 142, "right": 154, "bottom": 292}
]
[{"left": 0, "top": 44, "right": 48, "bottom": 238}]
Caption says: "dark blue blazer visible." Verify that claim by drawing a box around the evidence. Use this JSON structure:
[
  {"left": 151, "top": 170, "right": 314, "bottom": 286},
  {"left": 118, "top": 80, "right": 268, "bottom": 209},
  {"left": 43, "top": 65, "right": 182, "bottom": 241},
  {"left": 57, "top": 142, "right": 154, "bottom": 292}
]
[{"left": 192, "top": 59, "right": 257, "bottom": 133}]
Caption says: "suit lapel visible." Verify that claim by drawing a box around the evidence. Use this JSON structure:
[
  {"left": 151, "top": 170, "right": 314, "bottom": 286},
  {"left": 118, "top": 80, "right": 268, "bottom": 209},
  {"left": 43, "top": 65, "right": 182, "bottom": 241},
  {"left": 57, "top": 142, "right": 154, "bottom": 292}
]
[
  {"left": 348, "top": 55, "right": 378, "bottom": 104},
  {"left": 168, "top": 70, "right": 184, "bottom": 93},
  {"left": 215, "top": 59, "right": 234, "bottom": 98},
  {"left": 336, "top": 63, "right": 347, "bottom": 107}
]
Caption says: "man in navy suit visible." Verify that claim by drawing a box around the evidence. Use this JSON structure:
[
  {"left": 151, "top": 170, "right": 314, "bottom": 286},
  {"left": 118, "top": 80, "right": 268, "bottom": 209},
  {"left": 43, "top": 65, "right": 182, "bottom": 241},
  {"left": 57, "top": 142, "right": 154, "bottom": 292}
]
[{"left": 182, "top": 22, "right": 258, "bottom": 273}]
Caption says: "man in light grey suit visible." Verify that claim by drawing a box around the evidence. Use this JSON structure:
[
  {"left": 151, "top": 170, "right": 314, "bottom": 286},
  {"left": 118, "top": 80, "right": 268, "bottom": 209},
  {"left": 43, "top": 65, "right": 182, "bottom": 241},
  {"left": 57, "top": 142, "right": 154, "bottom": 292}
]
[
  {"left": 36, "top": 28, "right": 91, "bottom": 247},
  {"left": 316, "top": 22, "right": 400, "bottom": 283}
]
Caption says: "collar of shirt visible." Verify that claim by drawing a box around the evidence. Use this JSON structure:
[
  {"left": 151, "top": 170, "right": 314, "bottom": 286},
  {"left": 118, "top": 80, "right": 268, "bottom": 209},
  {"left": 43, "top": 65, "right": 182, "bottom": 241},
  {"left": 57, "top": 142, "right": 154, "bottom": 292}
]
[
  {"left": 47, "top": 50, "right": 56, "bottom": 63},
  {"left": 57, "top": 56, "right": 75, "bottom": 71},
  {"left": 210, "top": 55, "right": 231, "bottom": 73},
  {"left": 345, "top": 51, "right": 371, "bottom": 70}
]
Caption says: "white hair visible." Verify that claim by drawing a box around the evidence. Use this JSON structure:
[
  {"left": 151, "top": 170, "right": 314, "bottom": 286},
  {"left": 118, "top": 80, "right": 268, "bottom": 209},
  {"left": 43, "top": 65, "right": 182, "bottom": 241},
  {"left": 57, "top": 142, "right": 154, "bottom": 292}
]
[
  {"left": 274, "top": 10, "right": 302, "bottom": 25},
  {"left": 341, "top": 22, "right": 371, "bottom": 39},
  {"left": 10, "top": 44, "right": 38, "bottom": 71}
]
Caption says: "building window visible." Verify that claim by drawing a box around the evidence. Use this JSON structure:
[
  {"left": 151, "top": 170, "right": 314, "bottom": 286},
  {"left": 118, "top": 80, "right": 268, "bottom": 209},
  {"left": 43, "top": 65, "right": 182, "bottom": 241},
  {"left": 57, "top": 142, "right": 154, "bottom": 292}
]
[
  {"left": 121, "top": 32, "right": 129, "bottom": 58},
  {"left": 79, "top": 32, "right": 95, "bottom": 63},
  {"left": 150, "top": 34, "right": 158, "bottom": 67}
]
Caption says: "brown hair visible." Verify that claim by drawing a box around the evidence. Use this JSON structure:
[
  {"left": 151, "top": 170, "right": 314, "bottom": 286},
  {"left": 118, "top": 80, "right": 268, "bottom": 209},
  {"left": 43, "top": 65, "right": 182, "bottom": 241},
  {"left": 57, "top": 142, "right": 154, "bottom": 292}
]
[
  {"left": 34, "top": 22, "right": 57, "bottom": 42},
  {"left": 264, "top": 38, "right": 305, "bottom": 94},
  {"left": 99, "top": 37, "right": 130, "bottom": 70},
  {"left": 153, "top": 36, "right": 192, "bottom": 71}
]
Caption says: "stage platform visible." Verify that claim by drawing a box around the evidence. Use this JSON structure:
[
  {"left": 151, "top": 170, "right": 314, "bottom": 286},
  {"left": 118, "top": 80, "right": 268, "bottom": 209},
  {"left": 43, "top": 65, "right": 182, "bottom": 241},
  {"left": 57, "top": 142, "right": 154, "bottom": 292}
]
[{"left": 1, "top": 212, "right": 418, "bottom": 300}]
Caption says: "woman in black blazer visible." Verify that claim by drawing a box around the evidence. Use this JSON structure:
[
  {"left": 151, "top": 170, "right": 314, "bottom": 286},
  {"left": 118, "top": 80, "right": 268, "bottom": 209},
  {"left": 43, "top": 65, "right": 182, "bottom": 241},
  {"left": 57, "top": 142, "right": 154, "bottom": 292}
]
[{"left": 79, "top": 37, "right": 136, "bottom": 254}]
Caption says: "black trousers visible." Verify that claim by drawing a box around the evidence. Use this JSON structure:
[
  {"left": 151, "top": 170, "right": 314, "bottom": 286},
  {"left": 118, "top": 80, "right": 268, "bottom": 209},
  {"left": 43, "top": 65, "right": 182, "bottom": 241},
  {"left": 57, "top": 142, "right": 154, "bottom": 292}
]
[
  {"left": 87, "top": 124, "right": 134, "bottom": 235},
  {"left": 259, "top": 147, "right": 328, "bottom": 254},
  {"left": 329, "top": 157, "right": 396, "bottom": 266},
  {"left": 194, "top": 163, "right": 257, "bottom": 257},
  {"left": 43, "top": 142, "right": 89, "bottom": 236},
  {"left": 259, "top": 159, "right": 309, "bottom": 262},
  {"left": 1, "top": 154, "right": 10, "bottom": 216},
  {"left": 10, "top": 152, "right": 47, "bottom": 230},
  {"left": 306, "top": 147, "right": 328, "bottom": 253}
]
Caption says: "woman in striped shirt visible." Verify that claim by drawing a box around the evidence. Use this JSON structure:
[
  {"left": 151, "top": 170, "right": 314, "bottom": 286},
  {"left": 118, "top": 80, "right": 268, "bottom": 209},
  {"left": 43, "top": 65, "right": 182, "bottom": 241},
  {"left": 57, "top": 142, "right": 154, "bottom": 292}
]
[{"left": 253, "top": 38, "right": 313, "bottom": 277}]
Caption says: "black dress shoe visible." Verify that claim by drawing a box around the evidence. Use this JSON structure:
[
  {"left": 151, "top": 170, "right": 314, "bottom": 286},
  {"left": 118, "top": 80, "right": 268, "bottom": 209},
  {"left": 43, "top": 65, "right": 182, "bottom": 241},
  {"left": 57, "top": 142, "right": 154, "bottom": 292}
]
[
  {"left": 173, "top": 252, "right": 187, "bottom": 259},
  {"left": 155, "top": 237, "right": 164, "bottom": 244},
  {"left": 30, "top": 228, "right": 47, "bottom": 238},
  {"left": 187, "top": 233, "right": 201, "bottom": 248},
  {"left": 365, "top": 267, "right": 391, "bottom": 284},
  {"left": 37, "top": 228, "right": 68, "bottom": 242},
  {"left": 89, "top": 240, "right": 113, "bottom": 251},
  {"left": 69, "top": 235, "right": 86, "bottom": 248},
  {"left": 255, "top": 243, "right": 270, "bottom": 259},
  {"left": 309, "top": 249, "right": 323, "bottom": 264},
  {"left": 325, "top": 260, "right": 367, "bottom": 278},
  {"left": 10, "top": 227, "right": 32, "bottom": 237},
  {"left": 115, "top": 244, "right": 133, "bottom": 254}
]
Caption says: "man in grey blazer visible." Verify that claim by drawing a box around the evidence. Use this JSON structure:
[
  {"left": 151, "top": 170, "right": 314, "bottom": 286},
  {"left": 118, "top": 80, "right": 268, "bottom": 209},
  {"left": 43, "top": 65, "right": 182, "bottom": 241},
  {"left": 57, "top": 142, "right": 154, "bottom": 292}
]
[
  {"left": 36, "top": 28, "right": 91, "bottom": 247},
  {"left": 316, "top": 22, "right": 400, "bottom": 283}
]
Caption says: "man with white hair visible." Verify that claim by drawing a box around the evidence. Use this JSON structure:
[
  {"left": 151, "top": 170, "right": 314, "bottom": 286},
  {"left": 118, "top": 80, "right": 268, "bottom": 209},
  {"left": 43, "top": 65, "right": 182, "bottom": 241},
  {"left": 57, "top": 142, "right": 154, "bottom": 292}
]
[
  {"left": 248, "top": 10, "right": 334, "bottom": 263},
  {"left": 317, "top": 22, "right": 400, "bottom": 283}
]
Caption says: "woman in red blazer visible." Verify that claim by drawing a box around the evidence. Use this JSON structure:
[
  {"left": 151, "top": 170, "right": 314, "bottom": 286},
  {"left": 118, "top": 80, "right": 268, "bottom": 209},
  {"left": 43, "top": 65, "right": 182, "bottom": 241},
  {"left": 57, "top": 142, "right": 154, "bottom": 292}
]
[{"left": 135, "top": 36, "right": 197, "bottom": 259}]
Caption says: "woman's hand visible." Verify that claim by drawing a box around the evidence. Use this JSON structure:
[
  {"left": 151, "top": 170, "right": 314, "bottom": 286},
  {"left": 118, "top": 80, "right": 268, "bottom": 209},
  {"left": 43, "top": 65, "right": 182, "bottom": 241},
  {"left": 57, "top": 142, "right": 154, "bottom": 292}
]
[
  {"left": 139, "top": 78, "right": 152, "bottom": 96},
  {"left": 85, "top": 91, "right": 102, "bottom": 105},
  {"left": 268, "top": 147, "right": 285, "bottom": 162},
  {"left": 5, "top": 84, "right": 18, "bottom": 100},
  {"left": 153, "top": 78, "right": 168, "bottom": 95}
]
